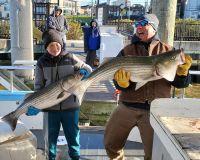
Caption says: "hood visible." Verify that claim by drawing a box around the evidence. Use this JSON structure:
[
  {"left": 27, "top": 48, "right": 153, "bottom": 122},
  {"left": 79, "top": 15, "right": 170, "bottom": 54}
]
[
  {"left": 90, "top": 19, "right": 98, "bottom": 27},
  {"left": 53, "top": 6, "right": 62, "bottom": 15}
]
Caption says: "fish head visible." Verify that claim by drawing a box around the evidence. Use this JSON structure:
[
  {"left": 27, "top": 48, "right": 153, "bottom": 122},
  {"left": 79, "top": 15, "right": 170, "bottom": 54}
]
[
  {"left": 62, "top": 73, "right": 83, "bottom": 90},
  {"left": 155, "top": 49, "right": 184, "bottom": 81}
]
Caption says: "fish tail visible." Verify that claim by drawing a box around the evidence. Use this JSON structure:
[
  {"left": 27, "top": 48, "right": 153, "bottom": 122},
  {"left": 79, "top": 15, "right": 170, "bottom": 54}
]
[{"left": 1, "top": 111, "right": 18, "bottom": 131}]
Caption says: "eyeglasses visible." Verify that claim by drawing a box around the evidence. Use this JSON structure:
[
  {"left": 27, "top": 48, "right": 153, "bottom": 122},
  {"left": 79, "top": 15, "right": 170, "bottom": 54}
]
[{"left": 134, "top": 20, "right": 149, "bottom": 27}]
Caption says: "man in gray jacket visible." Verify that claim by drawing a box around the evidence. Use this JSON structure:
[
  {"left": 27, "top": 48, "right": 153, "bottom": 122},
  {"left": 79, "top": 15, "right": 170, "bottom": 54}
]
[{"left": 47, "top": 6, "right": 68, "bottom": 51}]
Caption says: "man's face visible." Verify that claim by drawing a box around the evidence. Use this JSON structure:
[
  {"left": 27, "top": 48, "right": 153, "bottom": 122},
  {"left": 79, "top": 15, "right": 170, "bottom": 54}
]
[
  {"left": 47, "top": 42, "right": 62, "bottom": 57},
  {"left": 55, "top": 10, "right": 61, "bottom": 17},
  {"left": 135, "top": 20, "right": 156, "bottom": 42}
]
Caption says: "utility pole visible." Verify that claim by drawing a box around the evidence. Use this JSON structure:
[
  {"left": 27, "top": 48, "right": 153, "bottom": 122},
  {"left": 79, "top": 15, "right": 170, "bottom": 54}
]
[
  {"left": 91, "top": 0, "right": 93, "bottom": 18},
  {"left": 145, "top": 0, "right": 148, "bottom": 13},
  {"left": 96, "top": 0, "right": 100, "bottom": 20},
  {"left": 96, "top": 0, "right": 99, "bottom": 5},
  {"left": 151, "top": 0, "right": 178, "bottom": 46},
  {"left": 9, "top": 0, "right": 34, "bottom": 80}
]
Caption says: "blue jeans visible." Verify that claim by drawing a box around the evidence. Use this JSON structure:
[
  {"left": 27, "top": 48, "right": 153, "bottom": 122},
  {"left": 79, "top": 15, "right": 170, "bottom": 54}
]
[{"left": 44, "top": 108, "right": 80, "bottom": 160}]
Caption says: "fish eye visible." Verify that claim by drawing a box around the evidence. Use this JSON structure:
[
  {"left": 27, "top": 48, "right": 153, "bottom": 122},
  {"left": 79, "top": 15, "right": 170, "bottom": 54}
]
[{"left": 170, "top": 56, "right": 176, "bottom": 61}]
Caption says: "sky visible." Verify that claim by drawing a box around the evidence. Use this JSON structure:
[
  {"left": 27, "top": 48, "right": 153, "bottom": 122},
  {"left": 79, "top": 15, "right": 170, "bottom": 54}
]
[{"left": 80, "top": 0, "right": 149, "bottom": 6}]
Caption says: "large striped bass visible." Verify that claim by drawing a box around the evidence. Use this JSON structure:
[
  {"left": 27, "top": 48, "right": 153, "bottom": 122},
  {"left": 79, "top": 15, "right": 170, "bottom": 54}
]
[
  {"left": 2, "top": 49, "right": 184, "bottom": 131},
  {"left": 69, "top": 49, "right": 184, "bottom": 104}
]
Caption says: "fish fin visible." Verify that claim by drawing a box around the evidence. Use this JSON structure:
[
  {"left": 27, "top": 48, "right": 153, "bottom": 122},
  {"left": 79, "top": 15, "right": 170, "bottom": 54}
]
[
  {"left": 1, "top": 112, "right": 18, "bottom": 131},
  {"left": 157, "top": 65, "right": 177, "bottom": 82},
  {"left": 135, "top": 82, "right": 147, "bottom": 90},
  {"left": 68, "top": 81, "right": 88, "bottom": 105},
  {"left": 75, "top": 90, "right": 86, "bottom": 105},
  {"left": 57, "top": 92, "right": 65, "bottom": 99}
]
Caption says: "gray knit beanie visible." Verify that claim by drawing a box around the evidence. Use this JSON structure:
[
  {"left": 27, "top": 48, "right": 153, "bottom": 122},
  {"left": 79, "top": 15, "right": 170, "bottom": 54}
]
[
  {"left": 42, "top": 29, "right": 63, "bottom": 49},
  {"left": 136, "top": 14, "right": 159, "bottom": 31}
]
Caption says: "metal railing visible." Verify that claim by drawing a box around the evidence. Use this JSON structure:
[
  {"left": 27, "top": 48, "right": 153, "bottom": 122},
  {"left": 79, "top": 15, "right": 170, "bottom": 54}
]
[
  {"left": 0, "top": 60, "right": 36, "bottom": 92},
  {"left": 0, "top": 17, "right": 199, "bottom": 41},
  {"left": 107, "top": 20, "right": 200, "bottom": 41},
  {"left": 174, "top": 23, "right": 200, "bottom": 41},
  {"left": 174, "top": 70, "right": 200, "bottom": 98}
]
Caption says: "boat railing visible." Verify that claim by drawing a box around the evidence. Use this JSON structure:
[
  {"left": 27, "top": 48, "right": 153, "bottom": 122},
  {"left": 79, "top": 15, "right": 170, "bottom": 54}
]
[{"left": 0, "top": 60, "right": 36, "bottom": 92}]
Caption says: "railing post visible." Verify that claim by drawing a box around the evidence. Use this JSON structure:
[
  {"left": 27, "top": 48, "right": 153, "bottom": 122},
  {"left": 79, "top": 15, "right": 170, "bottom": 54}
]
[{"left": 10, "top": 70, "right": 14, "bottom": 93}]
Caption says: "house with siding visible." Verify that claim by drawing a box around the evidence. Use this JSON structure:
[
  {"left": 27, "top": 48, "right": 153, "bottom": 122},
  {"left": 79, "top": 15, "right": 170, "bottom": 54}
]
[{"left": 0, "top": 0, "right": 80, "bottom": 18}]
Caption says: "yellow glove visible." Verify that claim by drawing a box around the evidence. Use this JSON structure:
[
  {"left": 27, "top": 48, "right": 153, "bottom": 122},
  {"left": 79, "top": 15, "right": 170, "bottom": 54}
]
[
  {"left": 177, "top": 55, "right": 192, "bottom": 76},
  {"left": 114, "top": 68, "right": 131, "bottom": 88}
]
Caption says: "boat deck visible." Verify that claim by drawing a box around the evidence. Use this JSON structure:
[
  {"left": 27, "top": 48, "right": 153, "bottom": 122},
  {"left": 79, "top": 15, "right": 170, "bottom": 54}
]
[{"left": 32, "top": 126, "right": 144, "bottom": 160}]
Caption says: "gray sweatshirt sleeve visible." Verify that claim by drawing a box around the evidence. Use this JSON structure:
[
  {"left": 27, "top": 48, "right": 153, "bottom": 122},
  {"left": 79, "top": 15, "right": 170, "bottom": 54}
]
[
  {"left": 47, "top": 16, "right": 57, "bottom": 30},
  {"left": 72, "top": 54, "right": 92, "bottom": 73}
]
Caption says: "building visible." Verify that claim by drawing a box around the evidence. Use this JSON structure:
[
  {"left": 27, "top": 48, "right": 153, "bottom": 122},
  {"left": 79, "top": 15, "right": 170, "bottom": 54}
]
[
  {"left": 184, "top": 0, "right": 200, "bottom": 19},
  {"left": 35, "top": 0, "right": 80, "bottom": 16},
  {"left": 62, "top": 0, "right": 81, "bottom": 15},
  {"left": 80, "top": 5, "right": 92, "bottom": 16},
  {"left": 0, "top": 0, "right": 80, "bottom": 18},
  {"left": 112, "top": 0, "right": 132, "bottom": 7},
  {"left": 176, "top": 0, "right": 200, "bottom": 19},
  {"left": 0, "top": 0, "right": 9, "bottom": 18}
]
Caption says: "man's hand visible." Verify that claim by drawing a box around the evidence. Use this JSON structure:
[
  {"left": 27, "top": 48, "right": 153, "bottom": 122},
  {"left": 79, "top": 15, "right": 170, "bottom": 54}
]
[
  {"left": 177, "top": 55, "right": 192, "bottom": 76},
  {"left": 26, "top": 106, "right": 40, "bottom": 116},
  {"left": 114, "top": 68, "right": 131, "bottom": 88}
]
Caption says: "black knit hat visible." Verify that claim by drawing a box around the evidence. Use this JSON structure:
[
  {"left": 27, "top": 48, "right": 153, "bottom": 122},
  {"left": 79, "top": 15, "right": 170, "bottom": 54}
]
[
  {"left": 136, "top": 14, "right": 159, "bottom": 31},
  {"left": 42, "top": 29, "right": 63, "bottom": 49}
]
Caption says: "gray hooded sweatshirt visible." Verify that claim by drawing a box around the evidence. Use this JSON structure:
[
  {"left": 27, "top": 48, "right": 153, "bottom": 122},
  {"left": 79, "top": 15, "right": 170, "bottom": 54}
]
[{"left": 47, "top": 6, "right": 69, "bottom": 34}]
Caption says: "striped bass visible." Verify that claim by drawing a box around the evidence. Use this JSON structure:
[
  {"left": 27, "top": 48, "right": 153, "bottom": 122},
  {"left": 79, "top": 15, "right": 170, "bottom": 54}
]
[
  {"left": 69, "top": 49, "right": 184, "bottom": 104},
  {"left": 2, "top": 49, "right": 184, "bottom": 131}
]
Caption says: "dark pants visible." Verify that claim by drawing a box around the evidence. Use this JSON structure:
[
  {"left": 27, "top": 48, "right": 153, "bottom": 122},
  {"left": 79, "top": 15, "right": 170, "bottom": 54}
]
[
  {"left": 86, "top": 50, "right": 97, "bottom": 68},
  {"left": 44, "top": 109, "right": 80, "bottom": 160}
]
